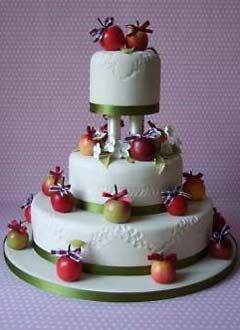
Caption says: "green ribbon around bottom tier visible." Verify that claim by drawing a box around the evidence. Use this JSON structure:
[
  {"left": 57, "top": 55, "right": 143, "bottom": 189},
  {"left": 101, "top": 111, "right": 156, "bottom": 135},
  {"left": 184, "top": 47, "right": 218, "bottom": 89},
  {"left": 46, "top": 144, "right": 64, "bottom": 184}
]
[
  {"left": 89, "top": 102, "right": 159, "bottom": 116},
  {"left": 76, "top": 200, "right": 165, "bottom": 216},
  {"left": 32, "top": 240, "right": 208, "bottom": 275},
  {"left": 4, "top": 237, "right": 237, "bottom": 302}
]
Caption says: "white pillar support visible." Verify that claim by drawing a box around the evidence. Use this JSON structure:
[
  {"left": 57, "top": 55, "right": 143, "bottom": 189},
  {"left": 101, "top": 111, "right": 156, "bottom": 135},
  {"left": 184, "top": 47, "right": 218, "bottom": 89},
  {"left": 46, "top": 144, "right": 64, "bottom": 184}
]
[
  {"left": 108, "top": 116, "right": 121, "bottom": 141},
  {"left": 129, "top": 115, "right": 144, "bottom": 135}
]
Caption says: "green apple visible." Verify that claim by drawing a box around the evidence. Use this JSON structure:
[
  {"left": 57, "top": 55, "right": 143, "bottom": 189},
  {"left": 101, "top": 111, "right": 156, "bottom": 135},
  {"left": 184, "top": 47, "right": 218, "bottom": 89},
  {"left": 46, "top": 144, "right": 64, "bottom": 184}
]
[
  {"left": 6, "top": 230, "right": 29, "bottom": 250},
  {"left": 103, "top": 200, "right": 131, "bottom": 223}
]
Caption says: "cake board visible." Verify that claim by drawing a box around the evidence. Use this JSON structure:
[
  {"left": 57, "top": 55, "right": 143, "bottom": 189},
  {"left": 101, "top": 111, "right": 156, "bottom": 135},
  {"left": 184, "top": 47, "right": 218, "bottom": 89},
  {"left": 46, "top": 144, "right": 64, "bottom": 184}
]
[{"left": 3, "top": 236, "right": 238, "bottom": 302}]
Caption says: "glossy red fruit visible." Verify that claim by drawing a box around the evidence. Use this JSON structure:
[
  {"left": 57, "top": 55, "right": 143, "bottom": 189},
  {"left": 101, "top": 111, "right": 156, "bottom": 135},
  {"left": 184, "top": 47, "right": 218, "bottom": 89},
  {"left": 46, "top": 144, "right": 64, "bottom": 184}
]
[
  {"left": 209, "top": 238, "right": 232, "bottom": 260},
  {"left": 151, "top": 260, "right": 176, "bottom": 284},
  {"left": 56, "top": 256, "right": 82, "bottom": 281},
  {"left": 51, "top": 192, "right": 74, "bottom": 213},
  {"left": 24, "top": 206, "right": 31, "bottom": 223},
  {"left": 212, "top": 208, "right": 226, "bottom": 232},
  {"left": 100, "top": 26, "right": 125, "bottom": 51},
  {"left": 126, "top": 20, "right": 152, "bottom": 51},
  {"left": 166, "top": 195, "right": 188, "bottom": 216},
  {"left": 130, "top": 137, "right": 156, "bottom": 161}
]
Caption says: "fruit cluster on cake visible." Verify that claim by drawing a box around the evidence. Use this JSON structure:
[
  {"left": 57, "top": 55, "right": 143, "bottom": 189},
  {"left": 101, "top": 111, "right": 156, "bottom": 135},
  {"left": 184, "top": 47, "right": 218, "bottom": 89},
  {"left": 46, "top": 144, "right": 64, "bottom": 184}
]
[{"left": 5, "top": 18, "right": 234, "bottom": 288}]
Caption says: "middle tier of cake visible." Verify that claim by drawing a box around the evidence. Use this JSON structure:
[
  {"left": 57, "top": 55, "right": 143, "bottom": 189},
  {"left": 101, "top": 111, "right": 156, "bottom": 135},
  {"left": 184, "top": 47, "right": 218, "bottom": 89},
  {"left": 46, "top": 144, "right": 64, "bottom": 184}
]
[{"left": 69, "top": 152, "right": 183, "bottom": 208}]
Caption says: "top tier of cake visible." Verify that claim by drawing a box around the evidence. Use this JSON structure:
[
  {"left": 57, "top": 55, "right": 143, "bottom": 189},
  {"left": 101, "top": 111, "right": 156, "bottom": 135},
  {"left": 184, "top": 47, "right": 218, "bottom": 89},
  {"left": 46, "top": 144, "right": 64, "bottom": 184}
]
[{"left": 89, "top": 50, "right": 161, "bottom": 116}]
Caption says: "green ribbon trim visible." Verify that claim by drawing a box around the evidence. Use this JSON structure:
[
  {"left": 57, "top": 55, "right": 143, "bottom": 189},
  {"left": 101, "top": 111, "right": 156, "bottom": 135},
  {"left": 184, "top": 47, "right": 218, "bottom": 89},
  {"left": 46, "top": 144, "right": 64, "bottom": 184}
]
[
  {"left": 76, "top": 199, "right": 165, "bottom": 216},
  {"left": 90, "top": 102, "right": 159, "bottom": 116},
  {"left": 32, "top": 240, "right": 208, "bottom": 275},
  {"left": 4, "top": 237, "right": 238, "bottom": 302}
]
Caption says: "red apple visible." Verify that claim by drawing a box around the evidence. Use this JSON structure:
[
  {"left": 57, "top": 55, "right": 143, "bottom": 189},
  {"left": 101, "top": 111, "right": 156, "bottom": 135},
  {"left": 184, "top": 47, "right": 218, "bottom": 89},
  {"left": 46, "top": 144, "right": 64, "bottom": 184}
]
[
  {"left": 212, "top": 208, "right": 226, "bottom": 232},
  {"left": 42, "top": 166, "right": 64, "bottom": 197},
  {"left": 130, "top": 137, "right": 156, "bottom": 161},
  {"left": 126, "top": 20, "right": 153, "bottom": 51},
  {"left": 209, "top": 238, "right": 232, "bottom": 260},
  {"left": 166, "top": 195, "right": 188, "bottom": 216},
  {"left": 90, "top": 17, "right": 125, "bottom": 51},
  {"left": 78, "top": 126, "right": 97, "bottom": 156},
  {"left": 183, "top": 171, "right": 206, "bottom": 201},
  {"left": 21, "top": 194, "right": 33, "bottom": 223},
  {"left": 56, "top": 256, "right": 82, "bottom": 281},
  {"left": 50, "top": 182, "right": 75, "bottom": 213},
  {"left": 102, "top": 185, "right": 132, "bottom": 223},
  {"left": 148, "top": 253, "right": 177, "bottom": 284},
  {"left": 209, "top": 225, "right": 232, "bottom": 260},
  {"left": 6, "top": 220, "right": 29, "bottom": 250}
]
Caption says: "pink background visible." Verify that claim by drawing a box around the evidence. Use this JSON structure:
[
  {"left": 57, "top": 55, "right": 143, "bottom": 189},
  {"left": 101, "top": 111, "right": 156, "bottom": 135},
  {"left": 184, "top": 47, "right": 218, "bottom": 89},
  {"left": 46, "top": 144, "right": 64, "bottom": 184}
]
[{"left": 0, "top": 1, "right": 240, "bottom": 329}]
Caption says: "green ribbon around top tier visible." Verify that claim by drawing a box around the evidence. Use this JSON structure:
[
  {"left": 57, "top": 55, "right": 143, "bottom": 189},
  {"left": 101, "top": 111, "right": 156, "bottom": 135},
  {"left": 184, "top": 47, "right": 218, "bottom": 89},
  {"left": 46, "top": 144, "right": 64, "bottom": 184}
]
[
  {"left": 32, "top": 240, "right": 208, "bottom": 276},
  {"left": 90, "top": 102, "right": 159, "bottom": 116},
  {"left": 76, "top": 199, "right": 165, "bottom": 216}
]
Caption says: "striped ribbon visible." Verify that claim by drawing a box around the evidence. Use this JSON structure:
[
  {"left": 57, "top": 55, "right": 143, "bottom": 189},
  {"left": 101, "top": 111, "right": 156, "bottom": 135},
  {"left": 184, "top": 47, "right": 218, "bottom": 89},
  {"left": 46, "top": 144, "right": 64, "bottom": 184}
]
[
  {"left": 90, "top": 17, "right": 114, "bottom": 42},
  {"left": 212, "top": 224, "right": 230, "bottom": 244},
  {"left": 51, "top": 246, "right": 82, "bottom": 263},
  {"left": 161, "top": 186, "right": 191, "bottom": 206},
  {"left": 21, "top": 194, "right": 33, "bottom": 210}
]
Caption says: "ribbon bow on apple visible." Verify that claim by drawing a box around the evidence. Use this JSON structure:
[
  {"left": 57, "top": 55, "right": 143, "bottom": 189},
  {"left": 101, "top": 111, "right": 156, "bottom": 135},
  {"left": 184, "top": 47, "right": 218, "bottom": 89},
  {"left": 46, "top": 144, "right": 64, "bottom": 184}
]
[
  {"left": 8, "top": 219, "right": 27, "bottom": 234},
  {"left": 161, "top": 186, "right": 191, "bottom": 206},
  {"left": 211, "top": 224, "right": 230, "bottom": 244},
  {"left": 21, "top": 194, "right": 33, "bottom": 210},
  {"left": 49, "top": 181, "right": 71, "bottom": 197},
  {"left": 126, "top": 20, "right": 153, "bottom": 36},
  {"left": 90, "top": 17, "right": 114, "bottom": 42},
  {"left": 183, "top": 171, "right": 204, "bottom": 181},
  {"left": 50, "top": 166, "right": 64, "bottom": 185},
  {"left": 51, "top": 245, "right": 82, "bottom": 263},
  {"left": 102, "top": 184, "right": 132, "bottom": 204}
]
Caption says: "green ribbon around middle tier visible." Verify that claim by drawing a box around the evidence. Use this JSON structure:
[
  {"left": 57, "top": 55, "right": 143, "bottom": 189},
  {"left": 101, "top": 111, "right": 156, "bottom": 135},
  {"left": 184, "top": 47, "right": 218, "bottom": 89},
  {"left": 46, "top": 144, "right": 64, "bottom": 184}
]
[{"left": 76, "top": 199, "right": 165, "bottom": 216}]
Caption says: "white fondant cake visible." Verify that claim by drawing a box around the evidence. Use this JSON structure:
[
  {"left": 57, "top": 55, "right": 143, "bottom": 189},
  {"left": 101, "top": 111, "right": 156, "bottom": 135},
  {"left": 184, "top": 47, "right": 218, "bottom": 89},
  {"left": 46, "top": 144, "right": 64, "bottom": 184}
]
[
  {"left": 31, "top": 193, "right": 213, "bottom": 267},
  {"left": 90, "top": 50, "right": 160, "bottom": 106},
  {"left": 69, "top": 152, "right": 183, "bottom": 206}
]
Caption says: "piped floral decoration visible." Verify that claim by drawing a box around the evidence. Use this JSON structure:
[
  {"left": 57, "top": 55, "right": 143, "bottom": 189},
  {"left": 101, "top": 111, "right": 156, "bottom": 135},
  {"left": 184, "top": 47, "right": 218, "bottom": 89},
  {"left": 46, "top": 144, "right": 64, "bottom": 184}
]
[
  {"left": 102, "top": 184, "right": 132, "bottom": 204},
  {"left": 210, "top": 224, "right": 230, "bottom": 245},
  {"left": 161, "top": 186, "right": 191, "bottom": 206},
  {"left": 51, "top": 244, "right": 83, "bottom": 263},
  {"left": 8, "top": 219, "right": 27, "bottom": 235}
]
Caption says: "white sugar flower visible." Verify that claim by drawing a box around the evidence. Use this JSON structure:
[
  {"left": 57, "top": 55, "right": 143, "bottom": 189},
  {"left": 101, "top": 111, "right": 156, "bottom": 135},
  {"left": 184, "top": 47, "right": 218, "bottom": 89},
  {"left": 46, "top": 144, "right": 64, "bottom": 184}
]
[
  {"left": 93, "top": 143, "right": 101, "bottom": 160},
  {"left": 103, "top": 136, "right": 116, "bottom": 153},
  {"left": 164, "top": 125, "right": 182, "bottom": 147},
  {"left": 93, "top": 130, "right": 107, "bottom": 141},
  {"left": 164, "top": 125, "right": 175, "bottom": 137},
  {"left": 113, "top": 140, "right": 130, "bottom": 159}
]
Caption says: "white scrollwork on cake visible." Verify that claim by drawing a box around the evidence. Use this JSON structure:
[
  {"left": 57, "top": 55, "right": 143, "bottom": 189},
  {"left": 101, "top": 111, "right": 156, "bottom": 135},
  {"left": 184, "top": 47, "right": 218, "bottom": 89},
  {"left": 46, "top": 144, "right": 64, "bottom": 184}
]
[{"left": 90, "top": 224, "right": 154, "bottom": 251}]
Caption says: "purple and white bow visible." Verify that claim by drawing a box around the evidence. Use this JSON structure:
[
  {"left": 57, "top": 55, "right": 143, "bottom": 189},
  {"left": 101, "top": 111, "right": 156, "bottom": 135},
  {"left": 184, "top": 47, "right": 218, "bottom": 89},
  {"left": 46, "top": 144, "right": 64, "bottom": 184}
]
[
  {"left": 51, "top": 246, "right": 82, "bottom": 263},
  {"left": 211, "top": 224, "right": 230, "bottom": 244},
  {"left": 90, "top": 17, "right": 114, "bottom": 43},
  {"left": 21, "top": 194, "right": 33, "bottom": 210},
  {"left": 49, "top": 182, "right": 71, "bottom": 197},
  {"left": 161, "top": 186, "right": 191, "bottom": 206}
]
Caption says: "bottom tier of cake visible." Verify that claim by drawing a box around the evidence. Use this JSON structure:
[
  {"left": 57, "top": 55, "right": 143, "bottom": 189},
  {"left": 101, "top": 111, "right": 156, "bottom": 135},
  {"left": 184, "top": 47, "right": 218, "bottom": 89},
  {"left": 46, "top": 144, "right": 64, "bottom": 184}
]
[
  {"left": 31, "top": 193, "right": 213, "bottom": 274},
  {"left": 4, "top": 237, "right": 237, "bottom": 302}
]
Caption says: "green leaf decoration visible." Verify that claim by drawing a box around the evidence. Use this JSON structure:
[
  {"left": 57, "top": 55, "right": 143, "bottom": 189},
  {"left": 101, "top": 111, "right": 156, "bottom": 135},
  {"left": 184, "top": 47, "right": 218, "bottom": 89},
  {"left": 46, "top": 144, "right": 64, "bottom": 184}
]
[
  {"left": 125, "top": 156, "right": 135, "bottom": 163},
  {"left": 121, "top": 47, "right": 135, "bottom": 54},
  {"left": 99, "top": 153, "right": 113, "bottom": 168},
  {"left": 155, "top": 155, "right": 166, "bottom": 174},
  {"left": 70, "top": 239, "right": 86, "bottom": 248}
]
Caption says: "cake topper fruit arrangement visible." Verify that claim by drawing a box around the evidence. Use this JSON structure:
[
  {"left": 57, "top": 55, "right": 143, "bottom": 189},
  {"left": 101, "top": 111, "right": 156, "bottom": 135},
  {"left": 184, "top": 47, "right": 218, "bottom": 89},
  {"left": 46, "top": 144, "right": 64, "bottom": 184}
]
[
  {"left": 6, "top": 219, "right": 29, "bottom": 250},
  {"left": 183, "top": 171, "right": 206, "bottom": 201},
  {"left": 42, "top": 166, "right": 64, "bottom": 197},
  {"left": 21, "top": 194, "right": 33, "bottom": 223},
  {"left": 90, "top": 17, "right": 153, "bottom": 51},
  {"left": 78, "top": 126, "right": 106, "bottom": 156},
  {"left": 49, "top": 179, "right": 75, "bottom": 213},
  {"left": 161, "top": 186, "right": 191, "bottom": 216},
  {"left": 148, "top": 253, "right": 177, "bottom": 284},
  {"left": 102, "top": 184, "right": 132, "bottom": 223},
  {"left": 209, "top": 224, "right": 232, "bottom": 260},
  {"left": 51, "top": 241, "right": 85, "bottom": 281},
  {"left": 212, "top": 207, "right": 226, "bottom": 232}
]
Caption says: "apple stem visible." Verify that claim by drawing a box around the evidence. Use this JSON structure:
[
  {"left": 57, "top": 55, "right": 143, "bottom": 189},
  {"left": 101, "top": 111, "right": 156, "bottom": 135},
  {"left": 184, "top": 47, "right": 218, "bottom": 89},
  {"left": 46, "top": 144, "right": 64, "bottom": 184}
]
[
  {"left": 114, "top": 184, "right": 118, "bottom": 195},
  {"left": 68, "top": 244, "right": 71, "bottom": 253}
]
